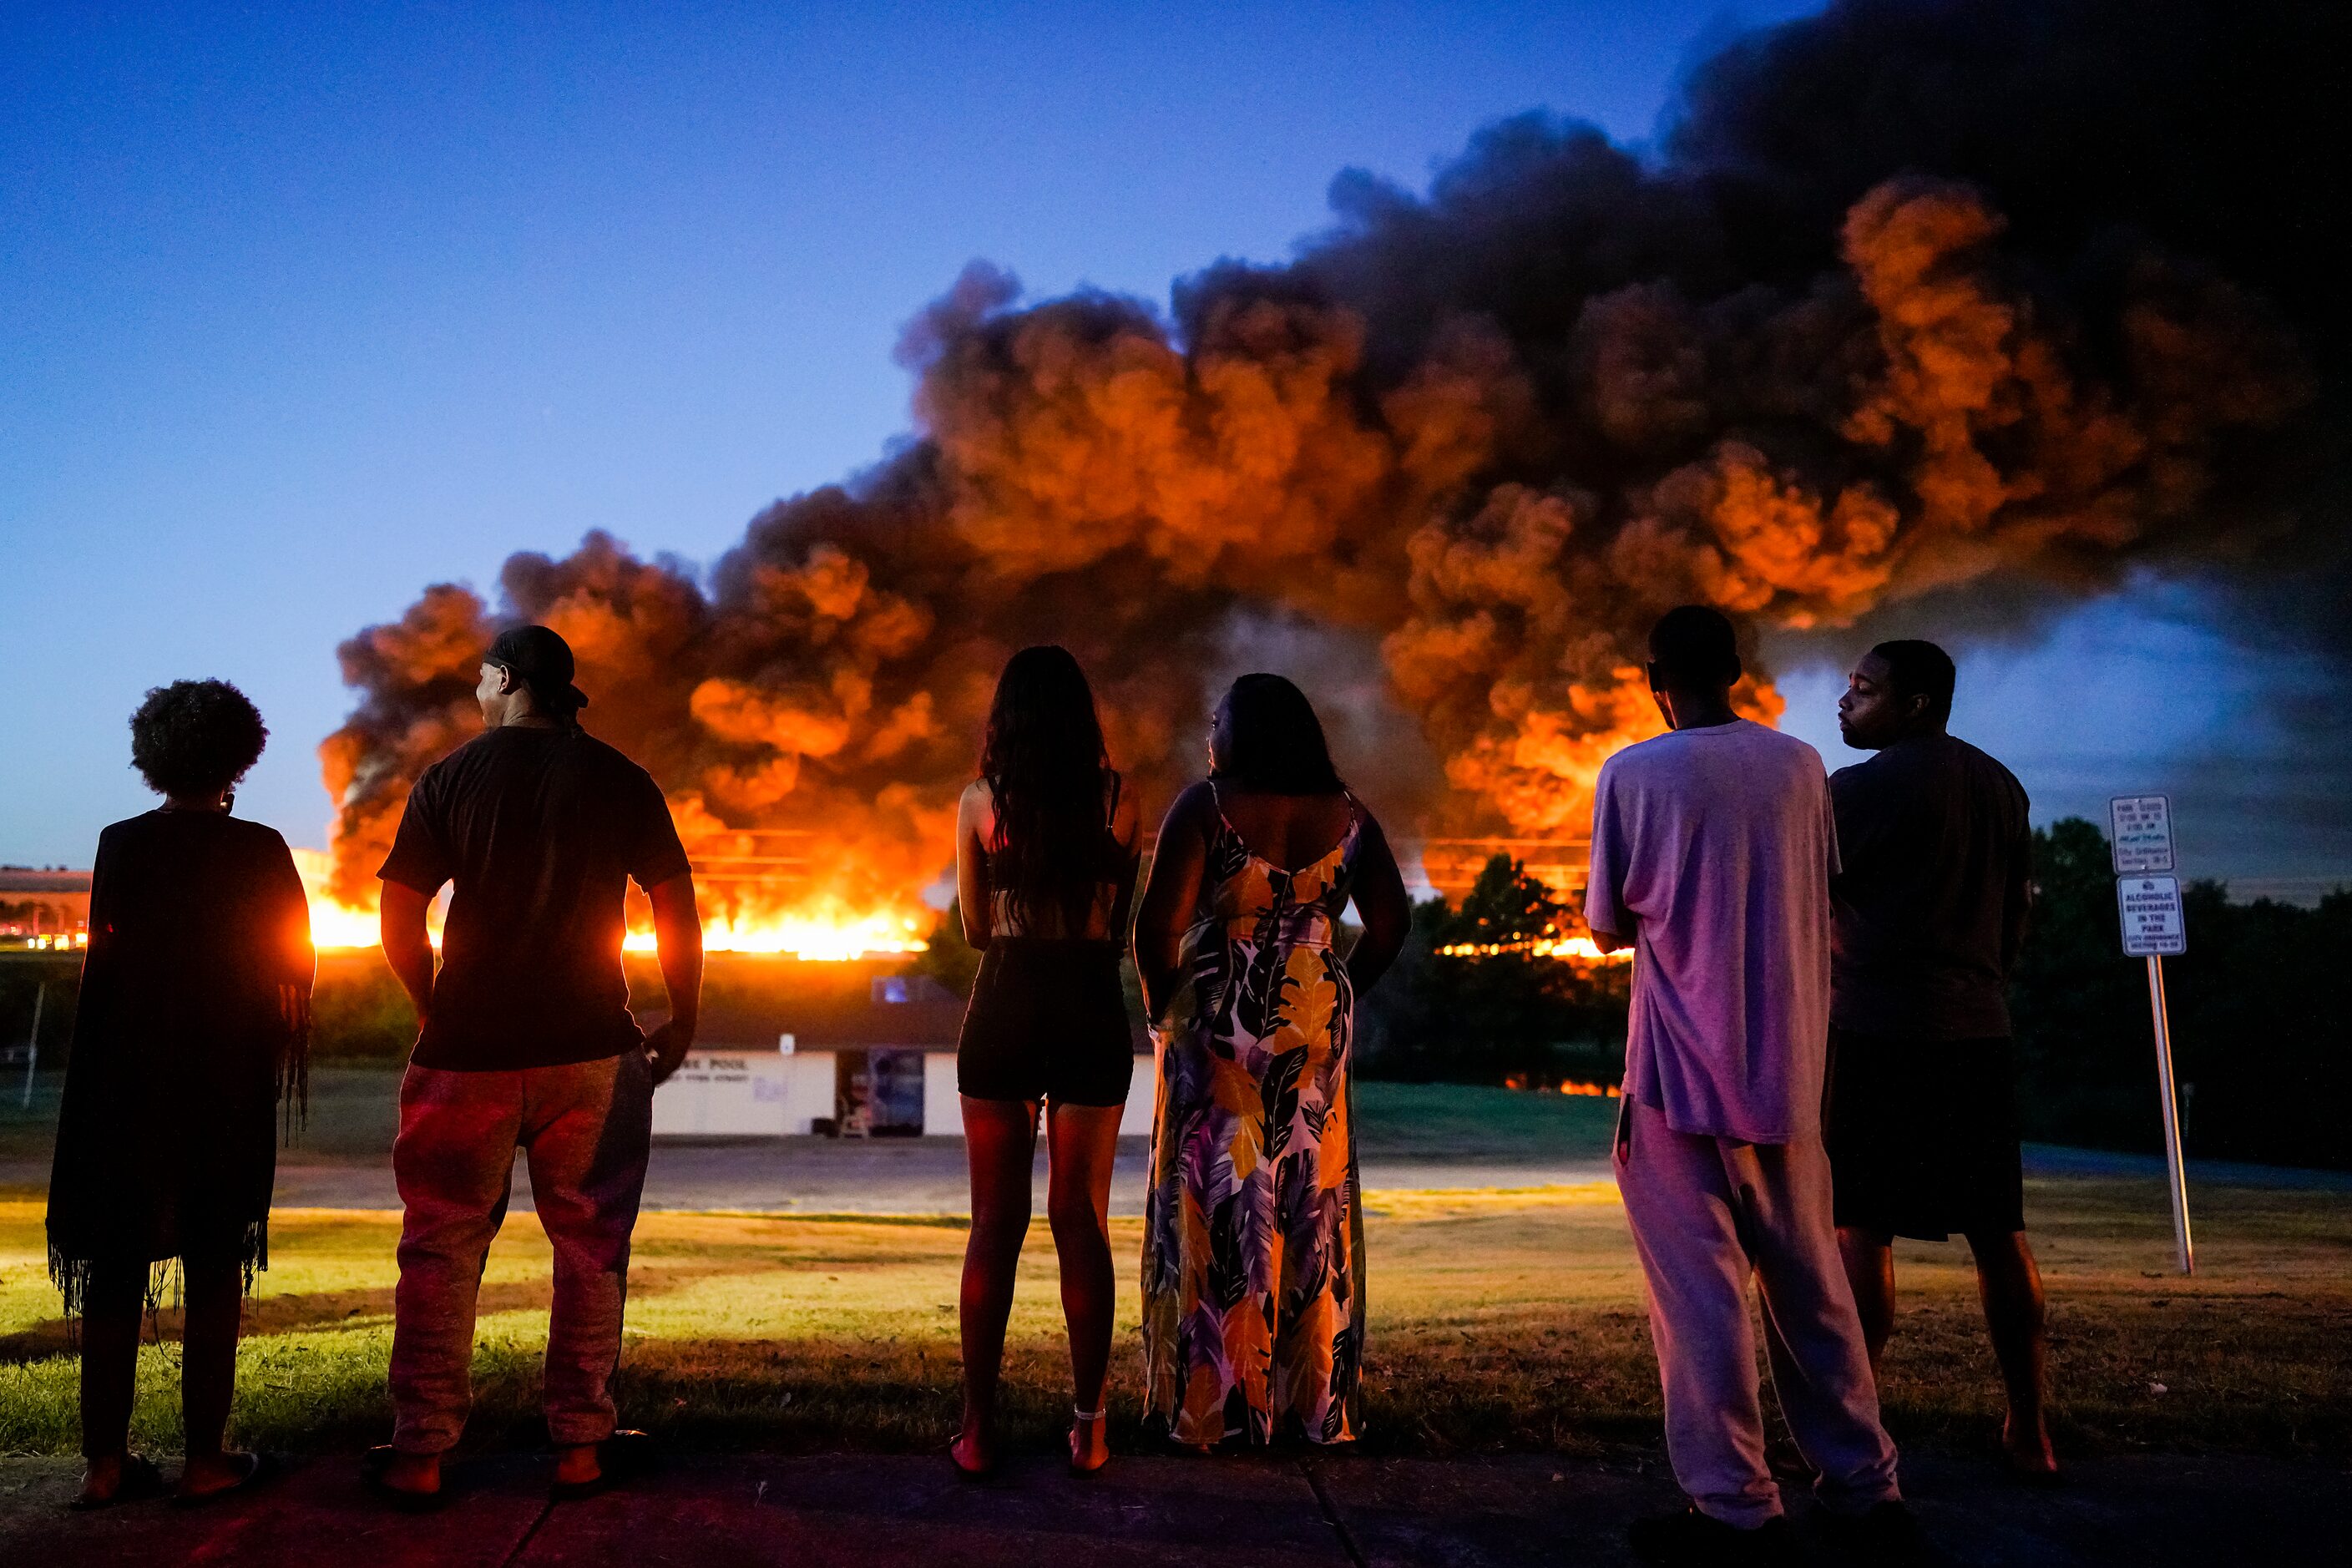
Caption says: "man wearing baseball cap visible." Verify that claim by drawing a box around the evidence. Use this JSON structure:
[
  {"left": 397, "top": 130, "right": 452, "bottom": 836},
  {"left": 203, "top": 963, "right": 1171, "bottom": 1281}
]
[{"left": 367, "top": 624, "right": 701, "bottom": 1508}]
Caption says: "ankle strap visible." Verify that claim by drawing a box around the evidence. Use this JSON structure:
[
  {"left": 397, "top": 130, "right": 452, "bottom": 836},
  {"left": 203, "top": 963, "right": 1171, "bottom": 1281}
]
[{"left": 1074, "top": 1405, "right": 1105, "bottom": 1421}]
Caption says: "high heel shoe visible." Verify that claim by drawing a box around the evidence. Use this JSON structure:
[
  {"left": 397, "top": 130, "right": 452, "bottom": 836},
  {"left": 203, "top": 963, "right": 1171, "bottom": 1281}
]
[{"left": 1067, "top": 1405, "right": 1109, "bottom": 1478}]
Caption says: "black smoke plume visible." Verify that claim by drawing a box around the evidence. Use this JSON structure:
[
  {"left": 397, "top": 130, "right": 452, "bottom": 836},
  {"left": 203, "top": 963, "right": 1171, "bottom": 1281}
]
[{"left": 322, "top": 0, "right": 2344, "bottom": 914}]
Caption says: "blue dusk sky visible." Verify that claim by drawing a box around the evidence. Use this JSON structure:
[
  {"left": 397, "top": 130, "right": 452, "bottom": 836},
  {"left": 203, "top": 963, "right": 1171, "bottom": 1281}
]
[{"left": 3, "top": 3, "right": 2344, "bottom": 893}]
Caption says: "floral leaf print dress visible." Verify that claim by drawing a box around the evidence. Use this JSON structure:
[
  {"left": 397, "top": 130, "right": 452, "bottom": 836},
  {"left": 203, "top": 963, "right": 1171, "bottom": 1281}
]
[{"left": 1142, "top": 790, "right": 1366, "bottom": 1446}]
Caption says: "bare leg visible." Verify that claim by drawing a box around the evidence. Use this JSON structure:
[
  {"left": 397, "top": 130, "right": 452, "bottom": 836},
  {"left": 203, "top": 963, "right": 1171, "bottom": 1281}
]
[
  {"left": 77, "top": 1261, "right": 149, "bottom": 1504},
  {"left": 956, "top": 1095, "right": 1039, "bottom": 1474},
  {"left": 175, "top": 1258, "right": 252, "bottom": 1497},
  {"left": 1835, "top": 1227, "right": 1897, "bottom": 1374},
  {"left": 1967, "top": 1228, "right": 2056, "bottom": 1474},
  {"left": 1046, "top": 1102, "right": 1124, "bottom": 1470}
]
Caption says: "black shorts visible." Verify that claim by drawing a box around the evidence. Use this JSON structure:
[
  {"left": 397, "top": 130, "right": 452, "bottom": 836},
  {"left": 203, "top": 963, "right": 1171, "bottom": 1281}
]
[
  {"left": 1825, "top": 1025, "right": 2026, "bottom": 1242},
  {"left": 956, "top": 938, "right": 1136, "bottom": 1107}
]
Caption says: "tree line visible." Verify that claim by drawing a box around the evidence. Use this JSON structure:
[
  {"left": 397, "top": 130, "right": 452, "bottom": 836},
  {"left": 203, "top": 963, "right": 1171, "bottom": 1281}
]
[
  {"left": 1356, "top": 832, "right": 2351, "bottom": 1171},
  {"left": 8, "top": 820, "right": 2344, "bottom": 1169}
]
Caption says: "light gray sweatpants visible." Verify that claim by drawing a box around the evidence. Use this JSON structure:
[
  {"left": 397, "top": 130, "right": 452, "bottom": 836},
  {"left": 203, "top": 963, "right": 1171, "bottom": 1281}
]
[
  {"left": 1616, "top": 1096, "right": 1901, "bottom": 1527},
  {"left": 388, "top": 1050, "right": 652, "bottom": 1454}
]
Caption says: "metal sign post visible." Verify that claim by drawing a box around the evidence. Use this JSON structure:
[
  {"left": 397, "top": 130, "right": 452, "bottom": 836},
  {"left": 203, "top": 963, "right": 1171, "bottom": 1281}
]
[
  {"left": 18, "top": 984, "right": 40, "bottom": 1111},
  {"left": 2109, "top": 796, "right": 2193, "bottom": 1274}
]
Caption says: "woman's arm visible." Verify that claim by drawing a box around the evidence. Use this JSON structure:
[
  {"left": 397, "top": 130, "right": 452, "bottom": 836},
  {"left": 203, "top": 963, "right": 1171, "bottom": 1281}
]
[
  {"left": 1343, "top": 811, "right": 1411, "bottom": 995},
  {"left": 1105, "top": 776, "right": 1143, "bottom": 946},
  {"left": 73, "top": 832, "right": 119, "bottom": 1015},
  {"left": 265, "top": 840, "right": 316, "bottom": 1109},
  {"left": 954, "top": 780, "right": 994, "bottom": 950},
  {"left": 1131, "top": 783, "right": 1212, "bottom": 1022}
]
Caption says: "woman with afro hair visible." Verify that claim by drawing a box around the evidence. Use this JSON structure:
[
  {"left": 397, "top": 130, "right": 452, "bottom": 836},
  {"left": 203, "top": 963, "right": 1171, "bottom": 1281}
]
[{"left": 47, "top": 679, "right": 313, "bottom": 1509}]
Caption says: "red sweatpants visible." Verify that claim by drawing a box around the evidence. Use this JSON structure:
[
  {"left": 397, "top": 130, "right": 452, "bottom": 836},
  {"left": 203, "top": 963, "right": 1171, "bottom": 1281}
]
[{"left": 388, "top": 1050, "right": 652, "bottom": 1454}]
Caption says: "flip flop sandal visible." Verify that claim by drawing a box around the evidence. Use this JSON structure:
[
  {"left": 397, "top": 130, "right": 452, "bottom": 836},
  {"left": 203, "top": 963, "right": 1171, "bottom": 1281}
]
[
  {"left": 361, "top": 1448, "right": 451, "bottom": 1514},
  {"left": 948, "top": 1437, "right": 994, "bottom": 1482},
  {"left": 69, "top": 1454, "right": 166, "bottom": 1512},
  {"left": 549, "top": 1429, "right": 659, "bottom": 1502},
  {"left": 1067, "top": 1407, "right": 1110, "bottom": 1479},
  {"left": 171, "top": 1452, "right": 283, "bottom": 1510}
]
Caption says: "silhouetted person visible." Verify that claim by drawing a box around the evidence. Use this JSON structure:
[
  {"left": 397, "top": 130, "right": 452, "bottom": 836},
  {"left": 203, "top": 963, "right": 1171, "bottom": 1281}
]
[
  {"left": 367, "top": 625, "right": 701, "bottom": 1510},
  {"left": 1827, "top": 639, "right": 2055, "bottom": 1480},
  {"left": 48, "top": 680, "right": 312, "bottom": 1509},
  {"left": 1586, "top": 607, "right": 1924, "bottom": 1565},
  {"left": 1133, "top": 674, "right": 1410, "bottom": 1449},
  {"left": 948, "top": 646, "right": 1142, "bottom": 1479}
]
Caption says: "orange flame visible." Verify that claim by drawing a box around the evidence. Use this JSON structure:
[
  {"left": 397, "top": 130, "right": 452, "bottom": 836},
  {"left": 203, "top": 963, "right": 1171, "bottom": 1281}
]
[
  {"left": 291, "top": 847, "right": 927, "bottom": 961},
  {"left": 1436, "top": 933, "right": 1629, "bottom": 964},
  {"left": 1501, "top": 1073, "right": 1622, "bottom": 1096}
]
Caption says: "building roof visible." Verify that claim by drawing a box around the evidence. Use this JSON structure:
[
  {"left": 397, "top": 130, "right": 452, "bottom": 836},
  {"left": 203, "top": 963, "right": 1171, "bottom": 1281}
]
[
  {"left": 686, "top": 962, "right": 1148, "bottom": 1055},
  {"left": 0, "top": 869, "right": 93, "bottom": 894},
  {"left": 697, "top": 972, "right": 966, "bottom": 1050}
]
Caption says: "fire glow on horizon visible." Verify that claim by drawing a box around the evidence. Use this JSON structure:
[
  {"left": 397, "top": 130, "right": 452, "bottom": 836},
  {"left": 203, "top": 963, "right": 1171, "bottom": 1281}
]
[
  {"left": 1438, "top": 934, "right": 1629, "bottom": 964},
  {"left": 292, "top": 848, "right": 1633, "bottom": 964},
  {"left": 292, "top": 848, "right": 930, "bottom": 961}
]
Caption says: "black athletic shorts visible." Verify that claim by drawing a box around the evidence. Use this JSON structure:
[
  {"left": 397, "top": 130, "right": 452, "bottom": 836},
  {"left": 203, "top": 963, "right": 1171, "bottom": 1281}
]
[
  {"left": 956, "top": 938, "right": 1136, "bottom": 1107},
  {"left": 1824, "top": 1025, "right": 2026, "bottom": 1242}
]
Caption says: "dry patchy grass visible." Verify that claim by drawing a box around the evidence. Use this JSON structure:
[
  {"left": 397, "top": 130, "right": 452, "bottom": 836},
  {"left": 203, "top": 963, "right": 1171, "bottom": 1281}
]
[{"left": 1, "top": 1173, "right": 2345, "bottom": 1463}]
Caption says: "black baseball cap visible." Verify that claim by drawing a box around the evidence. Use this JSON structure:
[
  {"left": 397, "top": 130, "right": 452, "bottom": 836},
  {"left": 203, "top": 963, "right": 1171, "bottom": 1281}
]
[{"left": 486, "top": 624, "right": 589, "bottom": 715}]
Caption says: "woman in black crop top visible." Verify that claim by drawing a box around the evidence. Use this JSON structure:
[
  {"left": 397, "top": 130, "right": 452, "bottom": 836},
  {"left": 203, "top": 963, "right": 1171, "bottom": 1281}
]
[{"left": 948, "top": 645, "right": 1141, "bottom": 1479}]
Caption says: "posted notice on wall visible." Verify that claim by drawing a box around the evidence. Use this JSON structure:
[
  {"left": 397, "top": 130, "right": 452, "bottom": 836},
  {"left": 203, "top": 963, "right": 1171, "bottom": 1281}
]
[
  {"left": 2109, "top": 794, "right": 2176, "bottom": 875},
  {"left": 2117, "top": 875, "right": 2188, "bottom": 957}
]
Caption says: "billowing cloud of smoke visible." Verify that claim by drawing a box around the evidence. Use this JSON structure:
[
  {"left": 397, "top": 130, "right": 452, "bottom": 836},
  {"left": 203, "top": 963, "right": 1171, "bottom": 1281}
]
[{"left": 323, "top": 0, "right": 2342, "bottom": 909}]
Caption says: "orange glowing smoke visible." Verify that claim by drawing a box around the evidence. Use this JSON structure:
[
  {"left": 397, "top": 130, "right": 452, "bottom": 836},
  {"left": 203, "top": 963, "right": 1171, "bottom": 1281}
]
[{"left": 316, "top": 147, "right": 2312, "bottom": 936}]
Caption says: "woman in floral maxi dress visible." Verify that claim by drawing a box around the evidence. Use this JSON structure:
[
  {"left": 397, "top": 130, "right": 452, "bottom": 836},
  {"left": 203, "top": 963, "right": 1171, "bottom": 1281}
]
[{"left": 1133, "top": 675, "right": 1410, "bottom": 1447}]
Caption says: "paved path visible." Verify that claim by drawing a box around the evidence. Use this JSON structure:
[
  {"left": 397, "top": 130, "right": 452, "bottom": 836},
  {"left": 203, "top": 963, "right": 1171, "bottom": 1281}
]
[{"left": 4, "top": 1448, "right": 2344, "bottom": 1566}]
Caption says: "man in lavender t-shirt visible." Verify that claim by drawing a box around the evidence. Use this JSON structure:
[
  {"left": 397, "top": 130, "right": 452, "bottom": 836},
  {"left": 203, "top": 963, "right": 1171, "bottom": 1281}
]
[{"left": 1586, "top": 607, "right": 1920, "bottom": 1565}]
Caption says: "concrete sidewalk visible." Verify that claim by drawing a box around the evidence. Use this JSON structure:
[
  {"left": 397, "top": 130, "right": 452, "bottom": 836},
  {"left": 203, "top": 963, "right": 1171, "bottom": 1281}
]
[{"left": 4, "top": 1447, "right": 2344, "bottom": 1566}]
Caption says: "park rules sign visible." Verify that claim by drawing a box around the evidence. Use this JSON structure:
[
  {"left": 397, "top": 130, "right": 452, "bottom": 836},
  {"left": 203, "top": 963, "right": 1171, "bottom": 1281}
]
[
  {"left": 2107, "top": 793, "right": 2194, "bottom": 1272},
  {"left": 2110, "top": 793, "right": 2188, "bottom": 957},
  {"left": 2109, "top": 794, "right": 2176, "bottom": 874}
]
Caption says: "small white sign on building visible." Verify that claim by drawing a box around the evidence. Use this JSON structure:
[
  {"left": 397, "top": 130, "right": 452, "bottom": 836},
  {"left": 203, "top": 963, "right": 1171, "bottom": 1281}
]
[
  {"left": 652, "top": 1051, "right": 839, "bottom": 1136},
  {"left": 2117, "top": 876, "right": 2188, "bottom": 957},
  {"left": 2109, "top": 794, "right": 2176, "bottom": 875}
]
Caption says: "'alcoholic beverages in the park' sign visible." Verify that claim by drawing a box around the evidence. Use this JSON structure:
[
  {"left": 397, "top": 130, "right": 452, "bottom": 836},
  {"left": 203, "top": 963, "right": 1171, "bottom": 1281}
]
[{"left": 2117, "top": 875, "right": 2188, "bottom": 957}]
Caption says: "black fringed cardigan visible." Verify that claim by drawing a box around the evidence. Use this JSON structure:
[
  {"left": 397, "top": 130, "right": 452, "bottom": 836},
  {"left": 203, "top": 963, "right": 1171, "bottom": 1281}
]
[{"left": 46, "top": 809, "right": 313, "bottom": 1314}]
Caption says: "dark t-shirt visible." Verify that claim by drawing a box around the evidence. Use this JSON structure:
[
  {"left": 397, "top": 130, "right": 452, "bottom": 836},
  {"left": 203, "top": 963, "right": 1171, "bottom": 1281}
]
[
  {"left": 379, "top": 726, "right": 691, "bottom": 1070},
  {"left": 1828, "top": 733, "right": 2031, "bottom": 1040}
]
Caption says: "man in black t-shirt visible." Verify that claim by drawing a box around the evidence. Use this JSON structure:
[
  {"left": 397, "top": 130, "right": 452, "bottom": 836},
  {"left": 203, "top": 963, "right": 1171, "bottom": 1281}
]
[
  {"left": 368, "top": 625, "right": 702, "bottom": 1509},
  {"left": 1826, "top": 639, "right": 2056, "bottom": 1481}
]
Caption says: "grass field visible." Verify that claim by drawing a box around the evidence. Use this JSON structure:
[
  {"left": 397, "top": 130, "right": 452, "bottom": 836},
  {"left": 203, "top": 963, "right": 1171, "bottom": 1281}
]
[{"left": 3, "top": 1166, "right": 2347, "bottom": 1464}]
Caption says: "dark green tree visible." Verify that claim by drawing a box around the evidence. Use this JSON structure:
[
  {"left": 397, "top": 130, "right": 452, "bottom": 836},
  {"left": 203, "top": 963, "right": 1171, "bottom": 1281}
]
[
  {"left": 905, "top": 898, "right": 984, "bottom": 1000},
  {"left": 2007, "top": 818, "right": 2152, "bottom": 1149},
  {"left": 1358, "top": 855, "right": 1629, "bottom": 1085},
  {"left": 2009, "top": 817, "right": 2352, "bottom": 1168}
]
